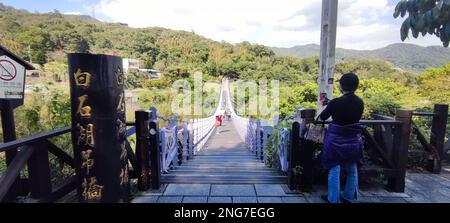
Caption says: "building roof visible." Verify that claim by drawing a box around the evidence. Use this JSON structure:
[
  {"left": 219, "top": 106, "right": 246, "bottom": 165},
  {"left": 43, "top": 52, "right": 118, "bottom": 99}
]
[{"left": 0, "top": 44, "right": 35, "bottom": 70}]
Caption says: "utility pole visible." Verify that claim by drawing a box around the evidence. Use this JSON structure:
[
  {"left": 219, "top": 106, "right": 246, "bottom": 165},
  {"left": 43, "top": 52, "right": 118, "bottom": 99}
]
[
  {"left": 317, "top": 0, "right": 338, "bottom": 114},
  {"left": 92, "top": 7, "right": 96, "bottom": 19},
  {"left": 28, "top": 45, "right": 32, "bottom": 64}
]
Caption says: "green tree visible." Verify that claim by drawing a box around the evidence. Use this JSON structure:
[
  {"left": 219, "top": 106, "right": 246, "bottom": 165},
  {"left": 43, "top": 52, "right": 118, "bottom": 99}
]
[
  {"left": 394, "top": 0, "right": 450, "bottom": 47},
  {"left": 417, "top": 62, "right": 450, "bottom": 104},
  {"left": 15, "top": 27, "right": 52, "bottom": 64},
  {"left": 44, "top": 61, "right": 68, "bottom": 82}
]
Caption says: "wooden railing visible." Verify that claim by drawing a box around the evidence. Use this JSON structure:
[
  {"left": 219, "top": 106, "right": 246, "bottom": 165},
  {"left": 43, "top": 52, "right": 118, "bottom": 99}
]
[
  {"left": 0, "top": 127, "right": 76, "bottom": 203},
  {"left": 248, "top": 105, "right": 448, "bottom": 193},
  {"left": 372, "top": 104, "right": 449, "bottom": 174}
]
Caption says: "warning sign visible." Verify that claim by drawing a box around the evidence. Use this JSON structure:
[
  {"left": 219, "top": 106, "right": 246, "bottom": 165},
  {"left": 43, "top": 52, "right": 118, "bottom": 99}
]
[{"left": 0, "top": 55, "right": 25, "bottom": 99}]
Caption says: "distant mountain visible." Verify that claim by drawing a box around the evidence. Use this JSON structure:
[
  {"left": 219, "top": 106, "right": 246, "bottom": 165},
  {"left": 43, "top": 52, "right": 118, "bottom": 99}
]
[{"left": 272, "top": 43, "right": 450, "bottom": 72}]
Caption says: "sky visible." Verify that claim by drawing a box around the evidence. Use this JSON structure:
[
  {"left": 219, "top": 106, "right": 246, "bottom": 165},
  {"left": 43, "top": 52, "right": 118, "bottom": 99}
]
[{"left": 0, "top": 0, "right": 444, "bottom": 50}]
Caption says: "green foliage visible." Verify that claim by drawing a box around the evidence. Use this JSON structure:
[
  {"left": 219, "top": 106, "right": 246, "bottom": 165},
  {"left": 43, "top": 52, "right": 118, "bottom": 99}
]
[
  {"left": 15, "top": 27, "right": 51, "bottom": 64},
  {"left": 137, "top": 89, "right": 176, "bottom": 118},
  {"left": 357, "top": 78, "right": 420, "bottom": 116},
  {"left": 44, "top": 61, "right": 68, "bottom": 82},
  {"left": 417, "top": 62, "right": 450, "bottom": 104},
  {"left": 9, "top": 88, "right": 74, "bottom": 184},
  {"left": 266, "top": 117, "right": 293, "bottom": 169},
  {"left": 279, "top": 83, "right": 318, "bottom": 118},
  {"left": 163, "top": 65, "right": 191, "bottom": 83},
  {"left": 394, "top": 0, "right": 450, "bottom": 47},
  {"left": 142, "top": 79, "right": 170, "bottom": 89},
  {"left": 125, "top": 70, "right": 150, "bottom": 89},
  {"left": 335, "top": 59, "right": 417, "bottom": 86}
]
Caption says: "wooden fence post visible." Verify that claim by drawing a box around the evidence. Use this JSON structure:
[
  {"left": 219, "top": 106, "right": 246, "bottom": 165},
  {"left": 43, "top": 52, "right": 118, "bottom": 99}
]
[
  {"left": 430, "top": 104, "right": 449, "bottom": 172},
  {"left": 135, "top": 110, "right": 151, "bottom": 191},
  {"left": 149, "top": 109, "right": 161, "bottom": 190},
  {"left": 288, "top": 121, "right": 301, "bottom": 190},
  {"left": 298, "top": 109, "right": 316, "bottom": 191},
  {"left": 388, "top": 109, "right": 412, "bottom": 193},
  {"left": 27, "top": 140, "right": 52, "bottom": 198}
]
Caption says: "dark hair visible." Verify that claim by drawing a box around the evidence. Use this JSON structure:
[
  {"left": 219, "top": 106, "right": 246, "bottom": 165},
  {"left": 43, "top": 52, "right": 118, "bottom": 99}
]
[{"left": 339, "top": 72, "right": 359, "bottom": 92}]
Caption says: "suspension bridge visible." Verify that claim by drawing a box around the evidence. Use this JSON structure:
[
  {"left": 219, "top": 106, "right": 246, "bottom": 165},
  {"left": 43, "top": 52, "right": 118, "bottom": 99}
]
[{"left": 0, "top": 53, "right": 449, "bottom": 203}]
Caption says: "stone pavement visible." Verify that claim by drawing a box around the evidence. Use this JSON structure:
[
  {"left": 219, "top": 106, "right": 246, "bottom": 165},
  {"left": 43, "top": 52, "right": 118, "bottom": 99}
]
[{"left": 132, "top": 170, "right": 450, "bottom": 203}]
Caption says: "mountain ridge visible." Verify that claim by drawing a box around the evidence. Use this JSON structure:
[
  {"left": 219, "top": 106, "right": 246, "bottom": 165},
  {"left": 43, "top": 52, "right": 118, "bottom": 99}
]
[{"left": 272, "top": 43, "right": 450, "bottom": 72}]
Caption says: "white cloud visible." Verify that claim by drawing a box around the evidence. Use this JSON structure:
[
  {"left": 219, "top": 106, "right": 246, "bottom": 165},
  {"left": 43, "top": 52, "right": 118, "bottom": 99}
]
[
  {"left": 64, "top": 11, "right": 82, "bottom": 15},
  {"left": 96, "top": 0, "right": 443, "bottom": 50}
]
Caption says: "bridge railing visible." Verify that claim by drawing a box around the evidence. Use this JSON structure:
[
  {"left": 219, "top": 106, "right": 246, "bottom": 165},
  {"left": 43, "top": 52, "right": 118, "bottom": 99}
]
[
  {"left": 0, "top": 127, "right": 77, "bottom": 203},
  {"left": 131, "top": 80, "right": 224, "bottom": 191}
]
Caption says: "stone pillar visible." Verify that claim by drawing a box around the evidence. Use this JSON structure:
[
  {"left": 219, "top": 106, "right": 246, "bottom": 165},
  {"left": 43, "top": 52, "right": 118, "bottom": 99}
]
[{"left": 68, "top": 53, "right": 129, "bottom": 202}]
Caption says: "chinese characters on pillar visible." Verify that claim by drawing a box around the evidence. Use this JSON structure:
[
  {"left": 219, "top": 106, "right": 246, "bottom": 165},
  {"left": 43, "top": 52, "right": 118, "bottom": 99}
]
[
  {"left": 74, "top": 68, "right": 103, "bottom": 201},
  {"left": 70, "top": 54, "right": 129, "bottom": 202},
  {"left": 116, "top": 67, "right": 128, "bottom": 187}
]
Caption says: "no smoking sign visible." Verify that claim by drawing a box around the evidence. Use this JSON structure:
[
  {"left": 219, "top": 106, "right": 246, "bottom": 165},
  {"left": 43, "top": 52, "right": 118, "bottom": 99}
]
[
  {"left": 0, "top": 59, "right": 17, "bottom": 81},
  {"left": 0, "top": 55, "right": 25, "bottom": 99}
]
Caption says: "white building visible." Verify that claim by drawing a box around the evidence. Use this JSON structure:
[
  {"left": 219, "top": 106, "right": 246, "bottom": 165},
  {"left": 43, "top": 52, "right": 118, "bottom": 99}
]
[{"left": 122, "top": 58, "right": 142, "bottom": 73}]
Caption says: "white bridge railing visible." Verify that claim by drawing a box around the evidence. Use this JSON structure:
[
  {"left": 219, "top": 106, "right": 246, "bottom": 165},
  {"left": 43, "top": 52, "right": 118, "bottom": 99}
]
[
  {"left": 159, "top": 80, "right": 225, "bottom": 173},
  {"left": 223, "top": 79, "right": 294, "bottom": 173}
]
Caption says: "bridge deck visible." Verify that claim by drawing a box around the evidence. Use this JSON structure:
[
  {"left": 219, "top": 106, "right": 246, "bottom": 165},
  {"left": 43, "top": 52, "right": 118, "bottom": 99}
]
[{"left": 161, "top": 120, "right": 287, "bottom": 184}]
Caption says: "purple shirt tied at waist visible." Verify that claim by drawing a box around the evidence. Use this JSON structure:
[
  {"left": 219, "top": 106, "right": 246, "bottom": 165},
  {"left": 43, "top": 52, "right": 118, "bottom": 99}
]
[{"left": 322, "top": 123, "right": 364, "bottom": 170}]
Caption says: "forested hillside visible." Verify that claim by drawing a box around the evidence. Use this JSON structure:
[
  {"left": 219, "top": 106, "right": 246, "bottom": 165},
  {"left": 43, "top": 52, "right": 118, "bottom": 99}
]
[{"left": 272, "top": 43, "right": 450, "bottom": 72}]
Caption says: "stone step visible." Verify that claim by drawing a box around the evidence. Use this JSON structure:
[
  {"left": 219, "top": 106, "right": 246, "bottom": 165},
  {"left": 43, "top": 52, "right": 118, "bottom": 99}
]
[
  {"left": 180, "top": 162, "right": 265, "bottom": 167},
  {"left": 171, "top": 166, "right": 277, "bottom": 171},
  {"left": 197, "top": 152, "right": 251, "bottom": 155},
  {"left": 189, "top": 157, "right": 260, "bottom": 162},
  {"left": 169, "top": 169, "right": 280, "bottom": 176},
  {"left": 161, "top": 175, "right": 287, "bottom": 184}
]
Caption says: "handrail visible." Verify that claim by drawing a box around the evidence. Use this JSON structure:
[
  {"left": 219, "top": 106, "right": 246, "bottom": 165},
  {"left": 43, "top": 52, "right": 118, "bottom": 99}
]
[
  {"left": 192, "top": 123, "right": 216, "bottom": 149},
  {"left": 160, "top": 123, "right": 178, "bottom": 173},
  {"left": 0, "top": 127, "right": 71, "bottom": 152},
  {"left": 412, "top": 112, "right": 438, "bottom": 117},
  {"left": 0, "top": 127, "right": 75, "bottom": 202},
  {"left": 313, "top": 120, "right": 402, "bottom": 125}
]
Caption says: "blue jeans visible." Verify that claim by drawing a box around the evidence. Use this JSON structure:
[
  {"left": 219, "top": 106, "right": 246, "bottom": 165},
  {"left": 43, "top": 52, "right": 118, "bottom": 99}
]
[{"left": 327, "top": 163, "right": 358, "bottom": 203}]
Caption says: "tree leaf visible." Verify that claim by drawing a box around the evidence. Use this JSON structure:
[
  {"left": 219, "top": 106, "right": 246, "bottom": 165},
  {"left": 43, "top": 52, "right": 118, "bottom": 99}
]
[
  {"left": 400, "top": 3, "right": 408, "bottom": 17},
  {"left": 432, "top": 6, "right": 441, "bottom": 20},
  {"left": 401, "top": 18, "right": 411, "bottom": 41},
  {"left": 421, "top": 30, "right": 428, "bottom": 36},
  {"left": 394, "top": 2, "right": 403, "bottom": 18},
  {"left": 415, "top": 15, "right": 425, "bottom": 30}
]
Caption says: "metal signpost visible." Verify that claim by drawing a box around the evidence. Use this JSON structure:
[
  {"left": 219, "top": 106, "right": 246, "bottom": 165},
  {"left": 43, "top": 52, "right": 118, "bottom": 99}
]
[{"left": 0, "top": 45, "right": 35, "bottom": 201}]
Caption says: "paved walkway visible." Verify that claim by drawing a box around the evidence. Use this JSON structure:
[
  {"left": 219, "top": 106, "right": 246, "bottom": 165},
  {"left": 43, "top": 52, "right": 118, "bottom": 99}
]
[
  {"left": 161, "top": 120, "right": 286, "bottom": 184},
  {"left": 132, "top": 171, "right": 450, "bottom": 203}
]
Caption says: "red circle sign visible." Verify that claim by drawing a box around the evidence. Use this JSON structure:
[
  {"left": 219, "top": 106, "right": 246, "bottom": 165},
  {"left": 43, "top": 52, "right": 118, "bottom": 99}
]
[{"left": 0, "top": 60, "right": 17, "bottom": 81}]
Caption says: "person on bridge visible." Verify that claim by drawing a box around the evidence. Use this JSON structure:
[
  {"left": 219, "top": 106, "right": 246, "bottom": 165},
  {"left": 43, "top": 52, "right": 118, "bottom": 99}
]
[{"left": 318, "top": 72, "right": 364, "bottom": 203}]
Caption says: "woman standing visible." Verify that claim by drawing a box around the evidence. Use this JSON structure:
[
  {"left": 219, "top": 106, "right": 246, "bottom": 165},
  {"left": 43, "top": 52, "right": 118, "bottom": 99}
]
[{"left": 318, "top": 73, "right": 364, "bottom": 203}]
